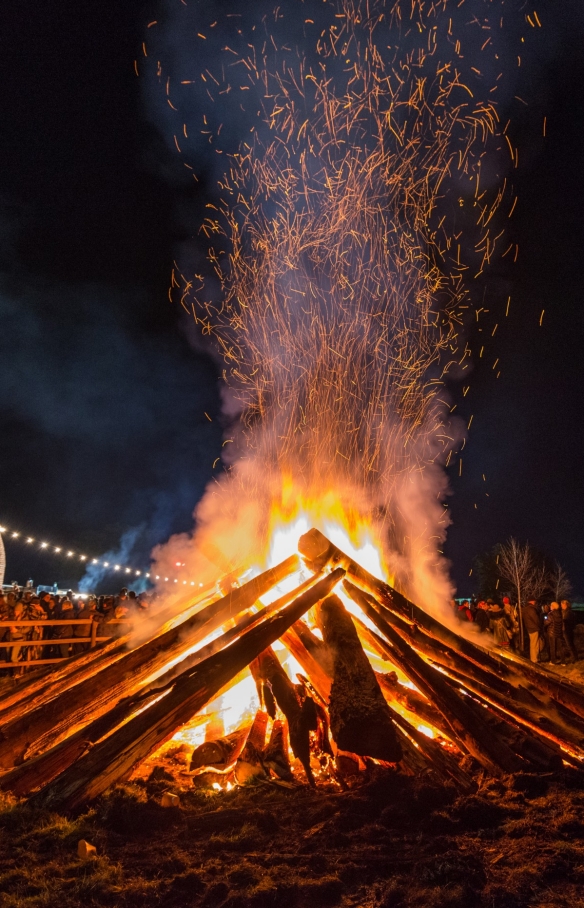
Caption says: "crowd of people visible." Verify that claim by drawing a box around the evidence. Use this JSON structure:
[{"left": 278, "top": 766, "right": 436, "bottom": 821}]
[
  {"left": 453, "top": 596, "right": 579, "bottom": 665},
  {"left": 0, "top": 584, "right": 149, "bottom": 669}
]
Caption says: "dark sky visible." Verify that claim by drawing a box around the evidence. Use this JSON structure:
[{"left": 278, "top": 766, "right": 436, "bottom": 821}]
[{"left": 0, "top": 1, "right": 582, "bottom": 594}]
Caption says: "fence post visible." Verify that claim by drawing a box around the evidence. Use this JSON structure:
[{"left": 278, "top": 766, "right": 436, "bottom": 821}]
[{"left": 91, "top": 619, "right": 97, "bottom": 649}]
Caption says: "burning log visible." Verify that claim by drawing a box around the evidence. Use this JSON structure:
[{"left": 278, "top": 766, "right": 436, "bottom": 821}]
[
  {"left": 190, "top": 727, "right": 250, "bottom": 774},
  {"left": 2, "top": 591, "right": 318, "bottom": 795},
  {"left": 361, "top": 595, "right": 584, "bottom": 763},
  {"left": 343, "top": 581, "right": 524, "bottom": 775},
  {"left": 280, "top": 625, "right": 331, "bottom": 701},
  {"left": 263, "top": 719, "right": 292, "bottom": 781},
  {"left": 315, "top": 594, "right": 403, "bottom": 764},
  {"left": 305, "top": 518, "right": 584, "bottom": 728},
  {"left": 28, "top": 568, "right": 345, "bottom": 812},
  {"left": 440, "top": 663, "right": 584, "bottom": 763},
  {"left": 376, "top": 672, "right": 454, "bottom": 743},
  {"left": 299, "top": 528, "right": 509, "bottom": 676},
  {"left": 0, "top": 689, "right": 165, "bottom": 797},
  {"left": 0, "top": 555, "right": 300, "bottom": 769},
  {"left": 250, "top": 647, "right": 318, "bottom": 786},
  {"left": 0, "top": 634, "right": 131, "bottom": 722},
  {"left": 388, "top": 707, "right": 476, "bottom": 793},
  {"left": 234, "top": 710, "right": 269, "bottom": 784}
]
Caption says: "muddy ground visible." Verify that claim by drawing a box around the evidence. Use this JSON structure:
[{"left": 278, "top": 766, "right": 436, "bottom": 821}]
[{"left": 2, "top": 762, "right": 584, "bottom": 908}]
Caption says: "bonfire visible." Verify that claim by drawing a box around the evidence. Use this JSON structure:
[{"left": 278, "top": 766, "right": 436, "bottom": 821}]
[{"left": 1, "top": 526, "right": 583, "bottom": 814}]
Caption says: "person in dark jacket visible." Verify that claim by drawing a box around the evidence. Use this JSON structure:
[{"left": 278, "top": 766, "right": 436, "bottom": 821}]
[
  {"left": 73, "top": 597, "right": 97, "bottom": 654},
  {"left": 474, "top": 601, "right": 490, "bottom": 633},
  {"left": 456, "top": 600, "right": 474, "bottom": 623},
  {"left": 547, "top": 601, "right": 564, "bottom": 664},
  {"left": 489, "top": 604, "right": 512, "bottom": 648},
  {"left": 521, "top": 599, "right": 542, "bottom": 663},
  {"left": 55, "top": 599, "right": 74, "bottom": 659},
  {"left": 561, "top": 600, "right": 578, "bottom": 663},
  {"left": 503, "top": 599, "right": 520, "bottom": 652}
]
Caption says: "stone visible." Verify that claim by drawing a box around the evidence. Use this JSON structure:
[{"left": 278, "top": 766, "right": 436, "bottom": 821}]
[{"left": 77, "top": 839, "right": 96, "bottom": 859}]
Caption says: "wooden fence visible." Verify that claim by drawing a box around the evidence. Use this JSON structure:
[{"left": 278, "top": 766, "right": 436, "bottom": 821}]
[{"left": 0, "top": 618, "right": 128, "bottom": 668}]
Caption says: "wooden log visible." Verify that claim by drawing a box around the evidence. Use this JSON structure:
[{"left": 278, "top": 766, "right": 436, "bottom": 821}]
[
  {"left": 190, "top": 727, "right": 250, "bottom": 773},
  {"left": 234, "top": 711, "right": 269, "bottom": 785},
  {"left": 28, "top": 567, "right": 345, "bottom": 812},
  {"left": 440, "top": 663, "right": 584, "bottom": 764},
  {"left": 250, "top": 647, "right": 318, "bottom": 786},
  {"left": 0, "top": 579, "right": 323, "bottom": 793},
  {"left": 263, "top": 719, "right": 292, "bottom": 780},
  {"left": 342, "top": 581, "right": 523, "bottom": 775},
  {"left": 0, "top": 635, "right": 131, "bottom": 721},
  {"left": 298, "top": 529, "right": 518, "bottom": 678},
  {"left": 363, "top": 597, "right": 584, "bottom": 762},
  {"left": 386, "top": 705, "right": 476, "bottom": 793},
  {"left": 280, "top": 625, "right": 332, "bottom": 702},
  {"left": 315, "top": 594, "right": 403, "bottom": 763},
  {"left": 300, "top": 529, "right": 584, "bottom": 729},
  {"left": 0, "top": 689, "right": 163, "bottom": 797},
  {"left": 440, "top": 681, "right": 563, "bottom": 772},
  {"left": 0, "top": 555, "right": 300, "bottom": 770},
  {"left": 375, "top": 672, "right": 455, "bottom": 742}
]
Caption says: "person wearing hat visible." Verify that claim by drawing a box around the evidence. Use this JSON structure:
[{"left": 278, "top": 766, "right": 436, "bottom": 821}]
[{"left": 521, "top": 598, "right": 542, "bottom": 663}]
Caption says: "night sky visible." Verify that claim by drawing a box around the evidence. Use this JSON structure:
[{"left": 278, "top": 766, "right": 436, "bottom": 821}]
[{"left": 0, "top": 1, "right": 583, "bottom": 595}]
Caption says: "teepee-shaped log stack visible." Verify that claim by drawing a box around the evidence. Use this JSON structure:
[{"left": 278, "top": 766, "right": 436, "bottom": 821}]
[{"left": 0, "top": 527, "right": 582, "bottom": 813}]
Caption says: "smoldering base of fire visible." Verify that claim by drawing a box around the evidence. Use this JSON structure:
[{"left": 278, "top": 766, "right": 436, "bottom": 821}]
[{"left": 1, "top": 527, "right": 583, "bottom": 817}]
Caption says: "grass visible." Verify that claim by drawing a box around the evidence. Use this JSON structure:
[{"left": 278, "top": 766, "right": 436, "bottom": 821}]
[{"left": 2, "top": 766, "right": 584, "bottom": 907}]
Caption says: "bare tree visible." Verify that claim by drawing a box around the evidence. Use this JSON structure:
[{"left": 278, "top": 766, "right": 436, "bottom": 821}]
[
  {"left": 548, "top": 561, "right": 572, "bottom": 603},
  {"left": 497, "top": 538, "right": 549, "bottom": 651}
]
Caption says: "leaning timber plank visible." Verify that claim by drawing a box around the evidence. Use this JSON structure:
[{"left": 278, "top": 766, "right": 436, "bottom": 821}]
[
  {"left": 387, "top": 704, "right": 476, "bottom": 793},
  {"left": 302, "top": 527, "right": 584, "bottom": 743},
  {"left": 28, "top": 568, "right": 345, "bottom": 812},
  {"left": 250, "top": 647, "right": 317, "bottom": 786},
  {"left": 440, "top": 663, "right": 584, "bottom": 764},
  {"left": 374, "top": 593, "right": 584, "bottom": 725},
  {"left": 343, "top": 581, "right": 523, "bottom": 775},
  {"left": 366, "top": 600, "right": 584, "bottom": 760},
  {"left": 316, "top": 594, "right": 403, "bottom": 763},
  {"left": 0, "top": 635, "right": 131, "bottom": 718},
  {"left": 0, "top": 592, "right": 308, "bottom": 797},
  {"left": 0, "top": 689, "right": 164, "bottom": 797},
  {"left": 497, "top": 656, "right": 584, "bottom": 724},
  {"left": 301, "top": 529, "right": 584, "bottom": 724},
  {"left": 280, "top": 625, "right": 332, "bottom": 702},
  {"left": 298, "top": 528, "right": 517, "bottom": 679},
  {"left": 375, "top": 671, "right": 455, "bottom": 742},
  {"left": 0, "top": 555, "right": 299, "bottom": 770}
]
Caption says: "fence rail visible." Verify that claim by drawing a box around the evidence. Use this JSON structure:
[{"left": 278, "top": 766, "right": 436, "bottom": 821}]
[{"left": 0, "top": 618, "right": 129, "bottom": 668}]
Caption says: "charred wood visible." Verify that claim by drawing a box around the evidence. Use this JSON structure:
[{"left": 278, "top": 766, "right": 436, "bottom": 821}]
[
  {"left": 343, "top": 581, "right": 523, "bottom": 775},
  {"left": 0, "top": 556, "right": 300, "bottom": 770},
  {"left": 316, "top": 594, "right": 403, "bottom": 764},
  {"left": 251, "top": 647, "right": 317, "bottom": 786},
  {"left": 28, "top": 567, "right": 345, "bottom": 812}
]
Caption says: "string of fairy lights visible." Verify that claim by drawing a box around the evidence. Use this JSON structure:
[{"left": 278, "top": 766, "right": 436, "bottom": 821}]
[{"left": 0, "top": 522, "right": 204, "bottom": 588}]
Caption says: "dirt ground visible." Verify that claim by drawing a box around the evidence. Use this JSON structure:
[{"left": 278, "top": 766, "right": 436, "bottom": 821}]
[{"left": 2, "top": 762, "right": 584, "bottom": 908}]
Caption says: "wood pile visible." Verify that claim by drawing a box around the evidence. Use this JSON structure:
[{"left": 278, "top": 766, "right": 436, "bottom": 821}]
[{"left": 1, "top": 526, "right": 583, "bottom": 812}]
